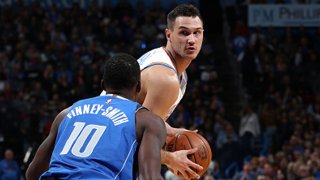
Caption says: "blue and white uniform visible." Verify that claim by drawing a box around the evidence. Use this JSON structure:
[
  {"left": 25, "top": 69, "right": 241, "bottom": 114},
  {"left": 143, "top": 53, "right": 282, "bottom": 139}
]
[{"left": 41, "top": 95, "right": 140, "bottom": 179}]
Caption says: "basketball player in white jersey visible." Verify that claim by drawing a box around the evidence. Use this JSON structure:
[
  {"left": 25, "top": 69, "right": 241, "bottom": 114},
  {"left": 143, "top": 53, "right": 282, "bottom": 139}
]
[
  {"left": 137, "top": 4, "right": 204, "bottom": 179},
  {"left": 101, "top": 4, "right": 204, "bottom": 179}
]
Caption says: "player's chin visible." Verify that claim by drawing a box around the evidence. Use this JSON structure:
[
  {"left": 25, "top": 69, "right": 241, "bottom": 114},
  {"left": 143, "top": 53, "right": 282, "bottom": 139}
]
[
  {"left": 185, "top": 53, "right": 198, "bottom": 60},
  {"left": 184, "top": 50, "right": 199, "bottom": 59}
]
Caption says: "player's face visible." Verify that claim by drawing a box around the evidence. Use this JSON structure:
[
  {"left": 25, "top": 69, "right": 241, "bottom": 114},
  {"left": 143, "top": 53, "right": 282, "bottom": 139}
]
[{"left": 169, "top": 16, "right": 204, "bottom": 60}]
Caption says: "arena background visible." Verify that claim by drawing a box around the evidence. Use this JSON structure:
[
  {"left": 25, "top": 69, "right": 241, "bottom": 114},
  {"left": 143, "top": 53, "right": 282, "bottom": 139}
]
[{"left": 0, "top": 0, "right": 320, "bottom": 179}]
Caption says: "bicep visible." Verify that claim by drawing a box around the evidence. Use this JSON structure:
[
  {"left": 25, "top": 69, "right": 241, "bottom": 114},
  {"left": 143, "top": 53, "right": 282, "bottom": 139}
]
[
  {"left": 138, "top": 122, "right": 165, "bottom": 158},
  {"left": 31, "top": 134, "right": 56, "bottom": 166},
  {"left": 139, "top": 113, "right": 166, "bottom": 149},
  {"left": 141, "top": 69, "right": 179, "bottom": 121}
]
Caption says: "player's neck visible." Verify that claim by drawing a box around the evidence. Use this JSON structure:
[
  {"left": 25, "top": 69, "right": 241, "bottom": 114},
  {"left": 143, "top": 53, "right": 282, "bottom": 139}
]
[
  {"left": 165, "top": 46, "right": 192, "bottom": 76},
  {"left": 104, "top": 88, "right": 135, "bottom": 101}
]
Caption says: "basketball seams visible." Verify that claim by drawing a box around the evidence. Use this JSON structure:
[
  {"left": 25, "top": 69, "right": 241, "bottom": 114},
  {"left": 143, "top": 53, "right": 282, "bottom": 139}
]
[
  {"left": 178, "top": 134, "right": 197, "bottom": 164},
  {"left": 179, "top": 133, "right": 199, "bottom": 175},
  {"left": 185, "top": 132, "right": 211, "bottom": 175},
  {"left": 165, "top": 131, "right": 212, "bottom": 177},
  {"left": 192, "top": 132, "right": 212, "bottom": 166}
]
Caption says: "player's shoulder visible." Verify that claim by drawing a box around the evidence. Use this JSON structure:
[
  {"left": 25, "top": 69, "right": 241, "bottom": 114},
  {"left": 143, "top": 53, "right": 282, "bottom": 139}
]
[
  {"left": 136, "top": 108, "right": 164, "bottom": 125},
  {"left": 143, "top": 64, "right": 177, "bottom": 79},
  {"left": 143, "top": 67, "right": 179, "bottom": 89},
  {"left": 136, "top": 107, "right": 157, "bottom": 118},
  {"left": 138, "top": 47, "right": 165, "bottom": 61},
  {"left": 138, "top": 47, "right": 173, "bottom": 69}
]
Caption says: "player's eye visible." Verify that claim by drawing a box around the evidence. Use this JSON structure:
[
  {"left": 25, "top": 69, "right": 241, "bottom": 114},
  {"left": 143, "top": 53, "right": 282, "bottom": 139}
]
[
  {"left": 180, "top": 31, "right": 189, "bottom": 36},
  {"left": 194, "top": 31, "right": 202, "bottom": 37}
]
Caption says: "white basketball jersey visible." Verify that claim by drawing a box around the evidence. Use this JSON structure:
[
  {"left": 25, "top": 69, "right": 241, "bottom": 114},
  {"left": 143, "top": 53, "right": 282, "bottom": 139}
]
[
  {"left": 138, "top": 47, "right": 188, "bottom": 120},
  {"left": 101, "top": 47, "right": 188, "bottom": 120}
]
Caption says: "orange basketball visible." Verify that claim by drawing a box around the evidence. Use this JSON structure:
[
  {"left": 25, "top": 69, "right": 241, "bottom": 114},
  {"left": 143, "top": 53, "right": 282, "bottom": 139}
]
[{"left": 165, "top": 131, "right": 212, "bottom": 177}]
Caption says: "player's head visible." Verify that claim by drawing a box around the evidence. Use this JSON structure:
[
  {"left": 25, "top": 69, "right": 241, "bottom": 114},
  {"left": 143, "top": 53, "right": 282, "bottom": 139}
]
[
  {"left": 102, "top": 53, "right": 140, "bottom": 99},
  {"left": 166, "top": 4, "right": 204, "bottom": 61},
  {"left": 167, "top": 4, "right": 203, "bottom": 30},
  {"left": 4, "top": 149, "right": 14, "bottom": 161}
]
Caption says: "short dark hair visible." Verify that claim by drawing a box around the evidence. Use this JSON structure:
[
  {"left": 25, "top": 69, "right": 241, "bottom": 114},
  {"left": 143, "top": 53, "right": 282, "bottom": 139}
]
[
  {"left": 167, "top": 4, "right": 202, "bottom": 29},
  {"left": 103, "top": 53, "right": 140, "bottom": 90}
]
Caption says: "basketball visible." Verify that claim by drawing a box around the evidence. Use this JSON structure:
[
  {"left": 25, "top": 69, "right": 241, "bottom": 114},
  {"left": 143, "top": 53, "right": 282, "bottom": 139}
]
[{"left": 165, "top": 131, "right": 212, "bottom": 177}]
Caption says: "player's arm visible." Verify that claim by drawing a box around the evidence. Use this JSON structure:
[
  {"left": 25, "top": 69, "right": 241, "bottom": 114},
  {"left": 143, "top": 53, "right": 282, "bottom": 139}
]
[
  {"left": 25, "top": 107, "right": 70, "bottom": 180},
  {"left": 140, "top": 66, "right": 179, "bottom": 121},
  {"left": 136, "top": 108, "right": 166, "bottom": 180},
  {"left": 140, "top": 66, "right": 197, "bottom": 137},
  {"left": 140, "top": 67, "right": 202, "bottom": 179},
  {"left": 140, "top": 66, "right": 181, "bottom": 136}
]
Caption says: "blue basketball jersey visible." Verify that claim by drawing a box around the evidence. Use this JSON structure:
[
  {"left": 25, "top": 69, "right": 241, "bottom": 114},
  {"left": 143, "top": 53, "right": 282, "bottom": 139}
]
[{"left": 41, "top": 95, "right": 140, "bottom": 179}]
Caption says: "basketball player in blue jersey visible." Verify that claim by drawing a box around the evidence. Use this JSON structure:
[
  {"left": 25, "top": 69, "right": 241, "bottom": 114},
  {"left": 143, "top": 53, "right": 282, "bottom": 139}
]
[
  {"left": 26, "top": 53, "right": 166, "bottom": 180},
  {"left": 138, "top": 4, "right": 204, "bottom": 180}
]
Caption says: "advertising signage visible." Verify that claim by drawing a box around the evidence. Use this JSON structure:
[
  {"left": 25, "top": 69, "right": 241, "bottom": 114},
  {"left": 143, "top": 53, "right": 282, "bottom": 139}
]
[{"left": 248, "top": 4, "right": 320, "bottom": 27}]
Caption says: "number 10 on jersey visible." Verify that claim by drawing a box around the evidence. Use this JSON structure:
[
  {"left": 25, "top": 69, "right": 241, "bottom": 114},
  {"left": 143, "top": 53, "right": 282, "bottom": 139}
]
[{"left": 60, "top": 122, "right": 106, "bottom": 158}]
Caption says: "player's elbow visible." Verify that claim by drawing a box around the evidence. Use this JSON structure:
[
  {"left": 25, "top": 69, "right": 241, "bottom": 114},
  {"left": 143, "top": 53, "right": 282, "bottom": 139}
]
[
  {"left": 25, "top": 166, "right": 36, "bottom": 180},
  {"left": 25, "top": 162, "right": 44, "bottom": 180}
]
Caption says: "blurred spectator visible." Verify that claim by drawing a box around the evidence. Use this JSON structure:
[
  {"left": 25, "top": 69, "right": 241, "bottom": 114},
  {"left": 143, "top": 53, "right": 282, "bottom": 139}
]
[
  {"left": 215, "top": 122, "right": 242, "bottom": 177},
  {"left": 207, "top": 161, "right": 223, "bottom": 179},
  {"left": 261, "top": 162, "right": 276, "bottom": 179},
  {"left": 233, "top": 162, "right": 257, "bottom": 180},
  {"left": 259, "top": 101, "right": 277, "bottom": 156},
  {"left": 239, "top": 104, "right": 261, "bottom": 156},
  {"left": 216, "top": 122, "right": 238, "bottom": 149},
  {"left": 0, "top": 149, "right": 21, "bottom": 180}
]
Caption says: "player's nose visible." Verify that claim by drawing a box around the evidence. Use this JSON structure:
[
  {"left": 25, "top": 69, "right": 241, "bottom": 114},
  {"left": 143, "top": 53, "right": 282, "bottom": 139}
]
[{"left": 187, "top": 35, "right": 196, "bottom": 45}]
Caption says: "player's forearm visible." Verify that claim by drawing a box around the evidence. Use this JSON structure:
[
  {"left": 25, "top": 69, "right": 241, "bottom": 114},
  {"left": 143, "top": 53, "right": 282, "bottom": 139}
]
[
  {"left": 161, "top": 149, "right": 172, "bottom": 165},
  {"left": 139, "top": 167, "right": 164, "bottom": 180},
  {"left": 26, "top": 151, "right": 50, "bottom": 180},
  {"left": 165, "top": 122, "right": 176, "bottom": 136},
  {"left": 139, "top": 162, "right": 164, "bottom": 180}
]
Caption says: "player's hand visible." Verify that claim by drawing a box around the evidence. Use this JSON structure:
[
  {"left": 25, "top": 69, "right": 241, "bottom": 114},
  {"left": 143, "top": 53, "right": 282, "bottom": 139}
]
[
  {"left": 165, "top": 148, "right": 203, "bottom": 180},
  {"left": 165, "top": 123, "right": 197, "bottom": 142},
  {"left": 166, "top": 126, "right": 198, "bottom": 143}
]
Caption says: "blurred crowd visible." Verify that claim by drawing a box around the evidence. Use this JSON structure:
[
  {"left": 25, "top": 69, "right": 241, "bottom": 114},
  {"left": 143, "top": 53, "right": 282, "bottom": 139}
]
[
  {"left": 212, "top": 23, "right": 320, "bottom": 179},
  {"left": 0, "top": 0, "right": 320, "bottom": 180},
  {"left": 220, "top": 1, "right": 320, "bottom": 180}
]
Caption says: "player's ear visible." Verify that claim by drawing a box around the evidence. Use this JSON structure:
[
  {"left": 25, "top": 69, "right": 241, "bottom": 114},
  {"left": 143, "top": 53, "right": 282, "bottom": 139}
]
[
  {"left": 136, "top": 81, "right": 141, "bottom": 93},
  {"left": 165, "top": 28, "right": 171, "bottom": 41},
  {"left": 101, "top": 80, "right": 105, "bottom": 90}
]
